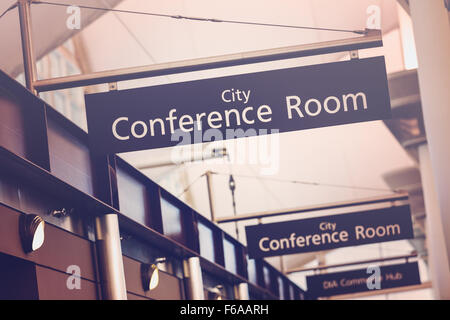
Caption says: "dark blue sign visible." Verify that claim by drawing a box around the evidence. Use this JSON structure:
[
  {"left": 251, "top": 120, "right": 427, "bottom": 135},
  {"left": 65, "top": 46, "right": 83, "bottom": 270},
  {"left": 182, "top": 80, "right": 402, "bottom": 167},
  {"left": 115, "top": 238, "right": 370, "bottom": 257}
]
[
  {"left": 85, "top": 56, "right": 391, "bottom": 154},
  {"left": 245, "top": 205, "right": 413, "bottom": 259},
  {"left": 306, "top": 262, "right": 421, "bottom": 299}
]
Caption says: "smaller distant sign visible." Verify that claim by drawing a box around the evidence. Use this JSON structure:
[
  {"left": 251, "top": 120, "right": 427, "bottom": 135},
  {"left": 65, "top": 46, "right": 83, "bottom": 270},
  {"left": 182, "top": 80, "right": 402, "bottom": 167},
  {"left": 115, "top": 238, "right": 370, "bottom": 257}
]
[
  {"left": 306, "top": 262, "right": 421, "bottom": 299},
  {"left": 245, "top": 205, "right": 413, "bottom": 259}
]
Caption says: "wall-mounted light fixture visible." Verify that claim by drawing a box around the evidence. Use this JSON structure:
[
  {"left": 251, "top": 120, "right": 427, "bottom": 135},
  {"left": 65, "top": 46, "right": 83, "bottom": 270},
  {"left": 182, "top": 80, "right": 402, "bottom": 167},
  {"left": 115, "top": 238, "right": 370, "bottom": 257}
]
[
  {"left": 19, "top": 214, "right": 45, "bottom": 253},
  {"left": 141, "top": 258, "right": 167, "bottom": 291},
  {"left": 49, "top": 208, "right": 74, "bottom": 218},
  {"left": 207, "top": 285, "right": 223, "bottom": 300}
]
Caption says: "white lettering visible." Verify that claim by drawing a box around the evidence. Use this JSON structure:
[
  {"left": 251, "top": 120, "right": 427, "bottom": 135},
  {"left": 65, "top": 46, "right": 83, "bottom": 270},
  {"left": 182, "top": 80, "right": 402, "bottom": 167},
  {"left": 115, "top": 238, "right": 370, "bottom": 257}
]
[
  {"left": 286, "top": 96, "right": 303, "bottom": 119},
  {"left": 257, "top": 105, "right": 272, "bottom": 122},
  {"left": 112, "top": 117, "right": 129, "bottom": 141}
]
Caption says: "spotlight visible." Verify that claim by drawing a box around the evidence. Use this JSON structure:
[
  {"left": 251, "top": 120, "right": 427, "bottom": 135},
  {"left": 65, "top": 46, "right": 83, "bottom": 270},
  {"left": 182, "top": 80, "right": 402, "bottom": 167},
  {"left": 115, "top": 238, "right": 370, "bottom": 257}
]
[
  {"left": 49, "top": 208, "right": 74, "bottom": 218},
  {"left": 141, "top": 258, "right": 166, "bottom": 291},
  {"left": 19, "top": 214, "right": 45, "bottom": 253},
  {"left": 207, "top": 285, "right": 223, "bottom": 300}
]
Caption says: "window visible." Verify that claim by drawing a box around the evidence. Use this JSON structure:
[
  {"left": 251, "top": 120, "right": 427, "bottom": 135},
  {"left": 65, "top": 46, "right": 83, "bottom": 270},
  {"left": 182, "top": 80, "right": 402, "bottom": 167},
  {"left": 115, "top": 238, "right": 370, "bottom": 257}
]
[
  {"left": 160, "top": 197, "right": 184, "bottom": 244},
  {"left": 198, "top": 222, "right": 215, "bottom": 262},
  {"left": 223, "top": 238, "right": 237, "bottom": 274},
  {"left": 278, "top": 277, "right": 285, "bottom": 300},
  {"left": 247, "top": 258, "right": 258, "bottom": 284},
  {"left": 263, "top": 265, "right": 271, "bottom": 290}
]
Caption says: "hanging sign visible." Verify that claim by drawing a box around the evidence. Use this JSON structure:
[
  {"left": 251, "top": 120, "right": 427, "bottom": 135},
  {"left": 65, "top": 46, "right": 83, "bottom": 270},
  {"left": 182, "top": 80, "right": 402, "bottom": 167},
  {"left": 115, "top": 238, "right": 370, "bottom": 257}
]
[
  {"left": 245, "top": 205, "right": 413, "bottom": 259},
  {"left": 306, "top": 262, "right": 421, "bottom": 299},
  {"left": 85, "top": 56, "right": 391, "bottom": 155}
]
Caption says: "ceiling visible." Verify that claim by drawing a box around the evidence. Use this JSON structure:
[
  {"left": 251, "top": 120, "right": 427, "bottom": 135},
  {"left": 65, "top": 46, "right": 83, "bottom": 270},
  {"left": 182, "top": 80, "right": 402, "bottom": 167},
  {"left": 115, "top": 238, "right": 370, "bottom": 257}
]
[{"left": 0, "top": 0, "right": 123, "bottom": 78}]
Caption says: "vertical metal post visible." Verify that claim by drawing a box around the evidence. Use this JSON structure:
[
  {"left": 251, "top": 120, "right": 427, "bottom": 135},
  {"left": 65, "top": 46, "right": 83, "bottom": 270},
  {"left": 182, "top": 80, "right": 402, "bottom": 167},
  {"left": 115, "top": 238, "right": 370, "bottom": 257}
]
[
  {"left": 418, "top": 144, "right": 450, "bottom": 299},
  {"left": 409, "top": 0, "right": 450, "bottom": 271},
  {"left": 205, "top": 171, "right": 216, "bottom": 222},
  {"left": 235, "top": 282, "right": 250, "bottom": 300},
  {"left": 183, "top": 257, "right": 205, "bottom": 300},
  {"left": 95, "top": 214, "right": 128, "bottom": 300},
  {"left": 17, "top": 0, "right": 38, "bottom": 94}
]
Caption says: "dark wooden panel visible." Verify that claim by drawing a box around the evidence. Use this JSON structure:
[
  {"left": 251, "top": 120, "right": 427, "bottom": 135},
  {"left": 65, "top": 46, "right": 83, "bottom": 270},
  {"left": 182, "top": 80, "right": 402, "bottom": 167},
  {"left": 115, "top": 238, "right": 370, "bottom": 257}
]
[
  {"left": 0, "top": 253, "right": 39, "bottom": 300},
  {"left": 123, "top": 256, "right": 182, "bottom": 300},
  {"left": 36, "top": 266, "right": 98, "bottom": 300},
  {"left": 0, "top": 204, "right": 97, "bottom": 281},
  {"left": 0, "top": 170, "right": 20, "bottom": 209},
  {"left": 0, "top": 96, "right": 27, "bottom": 158},
  {"left": 0, "top": 157, "right": 89, "bottom": 237},
  {"left": 47, "top": 118, "right": 94, "bottom": 195},
  {"left": 0, "top": 146, "right": 118, "bottom": 217}
]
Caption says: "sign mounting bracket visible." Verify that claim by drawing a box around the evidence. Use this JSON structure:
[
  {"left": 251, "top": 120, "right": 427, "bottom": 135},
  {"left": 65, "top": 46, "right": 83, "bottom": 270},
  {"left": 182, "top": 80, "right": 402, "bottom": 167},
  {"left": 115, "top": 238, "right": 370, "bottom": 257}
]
[
  {"left": 350, "top": 50, "right": 359, "bottom": 60},
  {"left": 108, "top": 82, "right": 118, "bottom": 91}
]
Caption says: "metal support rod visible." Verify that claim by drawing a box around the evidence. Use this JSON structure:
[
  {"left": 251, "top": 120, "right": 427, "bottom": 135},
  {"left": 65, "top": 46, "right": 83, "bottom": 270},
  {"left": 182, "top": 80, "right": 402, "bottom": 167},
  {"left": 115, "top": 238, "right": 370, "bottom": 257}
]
[
  {"left": 205, "top": 171, "right": 216, "bottom": 222},
  {"left": 216, "top": 193, "right": 409, "bottom": 223},
  {"left": 235, "top": 283, "right": 250, "bottom": 300},
  {"left": 95, "top": 214, "right": 128, "bottom": 300},
  {"left": 18, "top": 0, "right": 38, "bottom": 94},
  {"left": 33, "top": 29, "right": 382, "bottom": 92},
  {"left": 183, "top": 257, "right": 205, "bottom": 300},
  {"left": 136, "top": 148, "right": 227, "bottom": 170},
  {"left": 286, "top": 253, "right": 418, "bottom": 274}
]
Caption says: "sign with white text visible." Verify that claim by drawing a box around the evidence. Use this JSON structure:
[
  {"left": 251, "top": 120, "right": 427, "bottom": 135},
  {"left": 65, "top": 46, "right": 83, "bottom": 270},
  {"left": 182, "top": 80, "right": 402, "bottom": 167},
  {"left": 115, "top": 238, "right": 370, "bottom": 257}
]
[
  {"left": 245, "top": 205, "right": 413, "bottom": 259},
  {"left": 85, "top": 56, "right": 391, "bottom": 154},
  {"left": 306, "top": 262, "right": 421, "bottom": 299}
]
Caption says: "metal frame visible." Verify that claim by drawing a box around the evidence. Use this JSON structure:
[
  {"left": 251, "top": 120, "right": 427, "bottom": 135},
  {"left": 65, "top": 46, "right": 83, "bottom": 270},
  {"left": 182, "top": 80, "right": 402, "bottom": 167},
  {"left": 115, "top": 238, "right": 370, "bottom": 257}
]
[
  {"left": 18, "top": 0, "right": 37, "bottom": 94},
  {"left": 20, "top": 25, "right": 381, "bottom": 92},
  {"left": 286, "top": 253, "right": 418, "bottom": 274},
  {"left": 216, "top": 193, "right": 409, "bottom": 223}
]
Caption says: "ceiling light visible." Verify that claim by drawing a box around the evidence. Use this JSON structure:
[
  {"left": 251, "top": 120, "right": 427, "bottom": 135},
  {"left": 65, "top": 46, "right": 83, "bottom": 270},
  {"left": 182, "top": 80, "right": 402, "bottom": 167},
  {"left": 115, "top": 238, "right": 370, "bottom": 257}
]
[{"left": 19, "top": 214, "right": 45, "bottom": 253}]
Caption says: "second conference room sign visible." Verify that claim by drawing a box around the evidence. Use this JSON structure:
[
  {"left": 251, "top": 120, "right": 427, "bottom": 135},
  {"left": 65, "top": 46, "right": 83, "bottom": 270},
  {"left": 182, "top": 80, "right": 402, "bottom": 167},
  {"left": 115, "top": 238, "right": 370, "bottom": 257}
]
[
  {"left": 85, "top": 56, "right": 391, "bottom": 154},
  {"left": 245, "top": 205, "right": 413, "bottom": 259},
  {"left": 306, "top": 262, "right": 421, "bottom": 299}
]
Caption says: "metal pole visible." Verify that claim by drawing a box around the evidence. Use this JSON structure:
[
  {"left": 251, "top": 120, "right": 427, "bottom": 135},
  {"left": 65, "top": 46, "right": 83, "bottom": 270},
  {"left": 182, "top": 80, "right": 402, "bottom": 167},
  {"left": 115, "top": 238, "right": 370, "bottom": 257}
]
[
  {"left": 17, "top": 0, "right": 38, "bottom": 94},
  {"left": 418, "top": 144, "right": 450, "bottom": 299},
  {"left": 216, "top": 193, "right": 409, "bottom": 223},
  {"left": 33, "top": 30, "right": 382, "bottom": 92},
  {"left": 183, "top": 257, "right": 205, "bottom": 300},
  {"left": 95, "top": 213, "right": 128, "bottom": 300},
  {"left": 205, "top": 171, "right": 216, "bottom": 222},
  {"left": 235, "top": 283, "right": 250, "bottom": 300}
]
